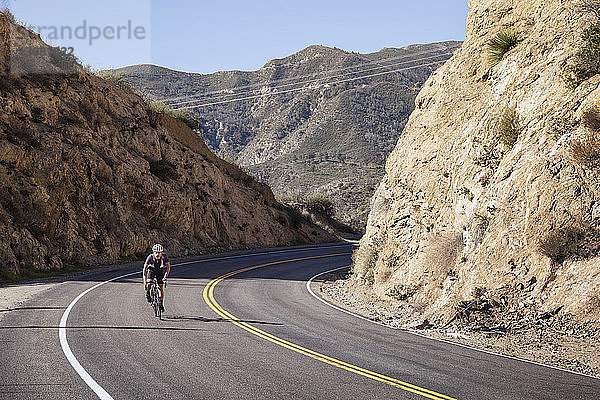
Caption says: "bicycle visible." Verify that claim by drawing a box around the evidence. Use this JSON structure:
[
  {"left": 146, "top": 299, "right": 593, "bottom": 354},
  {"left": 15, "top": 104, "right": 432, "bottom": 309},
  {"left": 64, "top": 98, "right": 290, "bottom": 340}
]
[{"left": 148, "top": 278, "right": 164, "bottom": 320}]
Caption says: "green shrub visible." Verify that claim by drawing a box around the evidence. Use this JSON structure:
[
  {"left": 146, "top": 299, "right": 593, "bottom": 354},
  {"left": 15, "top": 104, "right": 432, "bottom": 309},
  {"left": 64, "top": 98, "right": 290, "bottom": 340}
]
[
  {"left": 171, "top": 108, "right": 202, "bottom": 131},
  {"left": 487, "top": 29, "right": 519, "bottom": 66},
  {"left": 47, "top": 46, "right": 78, "bottom": 73},
  {"left": 305, "top": 193, "right": 334, "bottom": 218},
  {"left": 568, "top": 9, "right": 600, "bottom": 83},
  {"left": 285, "top": 205, "right": 305, "bottom": 228},
  {"left": 146, "top": 101, "right": 201, "bottom": 131},
  {"left": 497, "top": 105, "right": 520, "bottom": 147},
  {"left": 149, "top": 159, "right": 179, "bottom": 181}
]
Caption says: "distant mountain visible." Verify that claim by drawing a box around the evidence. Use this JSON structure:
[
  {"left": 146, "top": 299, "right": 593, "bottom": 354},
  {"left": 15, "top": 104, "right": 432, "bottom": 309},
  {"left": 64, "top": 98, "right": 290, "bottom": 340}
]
[{"left": 114, "top": 41, "right": 461, "bottom": 229}]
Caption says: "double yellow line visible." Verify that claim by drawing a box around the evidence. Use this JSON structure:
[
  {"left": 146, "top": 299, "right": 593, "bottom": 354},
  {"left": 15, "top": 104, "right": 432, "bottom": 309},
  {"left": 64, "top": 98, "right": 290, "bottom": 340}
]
[{"left": 202, "top": 253, "right": 457, "bottom": 400}]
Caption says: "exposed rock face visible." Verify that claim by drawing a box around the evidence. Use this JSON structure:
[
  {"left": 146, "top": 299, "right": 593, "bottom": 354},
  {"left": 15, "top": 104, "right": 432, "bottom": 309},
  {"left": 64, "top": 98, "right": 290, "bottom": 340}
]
[
  {"left": 114, "top": 42, "right": 460, "bottom": 229},
  {"left": 0, "top": 15, "right": 333, "bottom": 277},
  {"left": 354, "top": 0, "right": 600, "bottom": 326}
]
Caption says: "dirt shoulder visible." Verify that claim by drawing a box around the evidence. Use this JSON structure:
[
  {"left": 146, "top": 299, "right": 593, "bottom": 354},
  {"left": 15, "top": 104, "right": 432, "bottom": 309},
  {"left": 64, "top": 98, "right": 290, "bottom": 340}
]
[
  {"left": 317, "top": 269, "right": 600, "bottom": 379},
  {"left": 0, "top": 280, "right": 62, "bottom": 323}
]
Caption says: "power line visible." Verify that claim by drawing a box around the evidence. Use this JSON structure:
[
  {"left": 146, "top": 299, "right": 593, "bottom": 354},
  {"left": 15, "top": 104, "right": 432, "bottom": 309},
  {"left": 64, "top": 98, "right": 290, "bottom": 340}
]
[
  {"left": 165, "top": 52, "right": 452, "bottom": 108},
  {"left": 160, "top": 48, "right": 454, "bottom": 105},
  {"left": 172, "top": 60, "right": 443, "bottom": 110},
  {"left": 158, "top": 46, "right": 457, "bottom": 104}
]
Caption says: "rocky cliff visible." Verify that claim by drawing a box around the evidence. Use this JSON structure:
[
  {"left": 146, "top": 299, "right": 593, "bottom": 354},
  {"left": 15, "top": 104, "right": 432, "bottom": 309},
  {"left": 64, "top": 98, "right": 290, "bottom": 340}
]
[
  {"left": 353, "top": 0, "right": 600, "bottom": 327},
  {"left": 0, "top": 14, "right": 333, "bottom": 279},
  {"left": 114, "top": 42, "right": 460, "bottom": 229}
]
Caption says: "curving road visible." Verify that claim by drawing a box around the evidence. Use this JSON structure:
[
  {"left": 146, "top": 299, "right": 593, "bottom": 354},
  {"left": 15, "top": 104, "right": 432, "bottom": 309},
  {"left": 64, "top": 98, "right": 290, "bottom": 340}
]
[{"left": 1, "top": 243, "right": 599, "bottom": 399}]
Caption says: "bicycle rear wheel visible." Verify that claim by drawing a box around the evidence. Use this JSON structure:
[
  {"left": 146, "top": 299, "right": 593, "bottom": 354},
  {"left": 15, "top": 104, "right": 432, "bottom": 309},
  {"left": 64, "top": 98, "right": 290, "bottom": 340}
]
[{"left": 151, "top": 285, "right": 160, "bottom": 318}]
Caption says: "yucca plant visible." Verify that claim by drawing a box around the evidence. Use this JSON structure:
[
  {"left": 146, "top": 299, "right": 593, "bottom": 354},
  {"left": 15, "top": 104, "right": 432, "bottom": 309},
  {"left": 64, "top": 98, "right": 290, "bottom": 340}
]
[
  {"left": 487, "top": 29, "right": 519, "bottom": 66},
  {"left": 497, "top": 105, "right": 520, "bottom": 147}
]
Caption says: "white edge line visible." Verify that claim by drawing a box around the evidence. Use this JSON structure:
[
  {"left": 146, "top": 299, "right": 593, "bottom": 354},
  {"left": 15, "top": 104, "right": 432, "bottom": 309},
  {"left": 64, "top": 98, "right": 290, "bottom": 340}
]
[
  {"left": 307, "top": 266, "right": 392, "bottom": 328},
  {"left": 59, "top": 243, "right": 354, "bottom": 399},
  {"left": 306, "top": 265, "right": 600, "bottom": 382},
  {"left": 59, "top": 271, "right": 138, "bottom": 400}
]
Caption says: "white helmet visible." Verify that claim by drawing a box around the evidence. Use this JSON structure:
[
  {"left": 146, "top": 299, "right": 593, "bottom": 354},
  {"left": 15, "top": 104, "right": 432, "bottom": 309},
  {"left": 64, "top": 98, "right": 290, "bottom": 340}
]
[{"left": 152, "top": 243, "right": 163, "bottom": 252}]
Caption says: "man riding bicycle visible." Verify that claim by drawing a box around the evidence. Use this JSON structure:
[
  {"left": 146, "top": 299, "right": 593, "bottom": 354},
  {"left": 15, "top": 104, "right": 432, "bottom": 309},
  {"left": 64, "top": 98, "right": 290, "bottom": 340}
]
[{"left": 143, "top": 244, "right": 171, "bottom": 312}]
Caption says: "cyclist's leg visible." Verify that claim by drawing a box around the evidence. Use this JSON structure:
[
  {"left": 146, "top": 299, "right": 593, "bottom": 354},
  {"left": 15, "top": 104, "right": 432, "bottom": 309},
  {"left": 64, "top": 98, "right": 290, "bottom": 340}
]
[
  {"left": 156, "top": 270, "right": 165, "bottom": 299},
  {"left": 157, "top": 272, "right": 165, "bottom": 311},
  {"left": 145, "top": 270, "right": 154, "bottom": 302}
]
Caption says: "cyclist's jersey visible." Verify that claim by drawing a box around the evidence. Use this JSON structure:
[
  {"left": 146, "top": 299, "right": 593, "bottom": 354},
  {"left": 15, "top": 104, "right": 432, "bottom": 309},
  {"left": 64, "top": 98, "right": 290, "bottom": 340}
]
[{"left": 144, "top": 253, "right": 170, "bottom": 272}]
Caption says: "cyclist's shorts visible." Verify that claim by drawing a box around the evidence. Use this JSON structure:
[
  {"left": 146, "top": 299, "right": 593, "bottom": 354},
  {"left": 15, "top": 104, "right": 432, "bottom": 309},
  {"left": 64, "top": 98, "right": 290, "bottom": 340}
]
[{"left": 146, "top": 268, "right": 165, "bottom": 284}]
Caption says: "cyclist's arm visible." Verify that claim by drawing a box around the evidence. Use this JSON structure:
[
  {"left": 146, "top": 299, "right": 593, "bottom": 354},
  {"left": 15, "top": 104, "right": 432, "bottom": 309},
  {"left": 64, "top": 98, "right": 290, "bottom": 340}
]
[
  {"left": 164, "top": 261, "right": 171, "bottom": 281},
  {"left": 142, "top": 264, "right": 148, "bottom": 286}
]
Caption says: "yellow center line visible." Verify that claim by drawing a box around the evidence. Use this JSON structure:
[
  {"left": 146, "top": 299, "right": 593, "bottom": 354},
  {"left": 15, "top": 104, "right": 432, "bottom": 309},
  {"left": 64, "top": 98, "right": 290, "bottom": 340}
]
[{"left": 202, "top": 253, "right": 458, "bottom": 400}]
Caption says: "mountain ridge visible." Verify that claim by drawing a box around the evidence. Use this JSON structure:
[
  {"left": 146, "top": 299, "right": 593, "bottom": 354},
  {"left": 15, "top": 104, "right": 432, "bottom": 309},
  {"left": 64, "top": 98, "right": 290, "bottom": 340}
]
[{"left": 114, "top": 41, "right": 461, "bottom": 229}]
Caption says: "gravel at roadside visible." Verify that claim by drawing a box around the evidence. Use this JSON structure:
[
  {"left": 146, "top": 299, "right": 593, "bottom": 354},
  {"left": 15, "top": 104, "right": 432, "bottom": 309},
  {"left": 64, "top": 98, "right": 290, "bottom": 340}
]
[
  {"left": 318, "top": 270, "right": 600, "bottom": 379},
  {"left": 0, "top": 281, "right": 62, "bottom": 323}
]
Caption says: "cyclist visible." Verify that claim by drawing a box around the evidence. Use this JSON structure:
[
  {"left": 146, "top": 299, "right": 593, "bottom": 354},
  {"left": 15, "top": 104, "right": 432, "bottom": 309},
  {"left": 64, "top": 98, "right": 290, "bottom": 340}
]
[{"left": 143, "top": 243, "right": 171, "bottom": 311}]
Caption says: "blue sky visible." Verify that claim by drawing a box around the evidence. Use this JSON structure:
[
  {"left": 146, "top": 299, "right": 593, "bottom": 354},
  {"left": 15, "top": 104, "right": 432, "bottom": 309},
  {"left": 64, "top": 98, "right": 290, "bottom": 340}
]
[{"left": 8, "top": 0, "right": 469, "bottom": 73}]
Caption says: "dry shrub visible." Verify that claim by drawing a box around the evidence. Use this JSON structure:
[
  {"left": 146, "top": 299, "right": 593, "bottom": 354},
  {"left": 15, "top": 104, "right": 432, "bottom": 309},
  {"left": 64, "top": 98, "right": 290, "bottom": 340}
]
[
  {"left": 578, "top": 0, "right": 600, "bottom": 19},
  {"left": 571, "top": 135, "right": 600, "bottom": 166},
  {"left": 582, "top": 107, "right": 600, "bottom": 131},
  {"left": 352, "top": 241, "right": 379, "bottom": 284},
  {"left": 538, "top": 226, "right": 586, "bottom": 263},
  {"left": 589, "top": 293, "right": 600, "bottom": 309},
  {"left": 304, "top": 193, "right": 334, "bottom": 218},
  {"left": 386, "top": 284, "right": 419, "bottom": 301},
  {"left": 571, "top": 109, "right": 600, "bottom": 167},
  {"left": 421, "top": 230, "right": 464, "bottom": 280}
]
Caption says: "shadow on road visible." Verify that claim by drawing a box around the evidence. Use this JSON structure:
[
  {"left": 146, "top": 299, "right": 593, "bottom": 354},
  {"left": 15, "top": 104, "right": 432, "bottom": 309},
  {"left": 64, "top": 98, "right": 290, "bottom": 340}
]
[
  {"left": 0, "top": 306, "right": 66, "bottom": 313},
  {"left": 165, "top": 315, "right": 283, "bottom": 326},
  {"left": 0, "top": 325, "right": 205, "bottom": 331}
]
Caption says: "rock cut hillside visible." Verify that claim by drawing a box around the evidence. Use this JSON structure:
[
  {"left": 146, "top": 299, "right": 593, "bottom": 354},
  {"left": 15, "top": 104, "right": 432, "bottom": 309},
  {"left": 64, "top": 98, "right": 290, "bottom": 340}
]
[
  {"left": 353, "top": 0, "right": 600, "bottom": 328},
  {"left": 0, "top": 13, "right": 333, "bottom": 279},
  {"left": 115, "top": 42, "right": 460, "bottom": 229}
]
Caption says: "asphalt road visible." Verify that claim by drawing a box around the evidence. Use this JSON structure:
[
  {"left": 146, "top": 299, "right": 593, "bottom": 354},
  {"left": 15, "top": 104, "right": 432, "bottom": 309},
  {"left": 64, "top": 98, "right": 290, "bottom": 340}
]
[{"left": 1, "top": 243, "right": 599, "bottom": 399}]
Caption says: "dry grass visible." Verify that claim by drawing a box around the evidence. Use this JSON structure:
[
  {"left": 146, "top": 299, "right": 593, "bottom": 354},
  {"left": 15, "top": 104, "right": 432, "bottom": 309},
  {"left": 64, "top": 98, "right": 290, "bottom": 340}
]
[
  {"left": 571, "top": 134, "right": 600, "bottom": 166},
  {"left": 571, "top": 107, "right": 600, "bottom": 167},
  {"left": 421, "top": 230, "right": 464, "bottom": 281},
  {"left": 497, "top": 105, "right": 520, "bottom": 147},
  {"left": 352, "top": 241, "right": 380, "bottom": 284}
]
